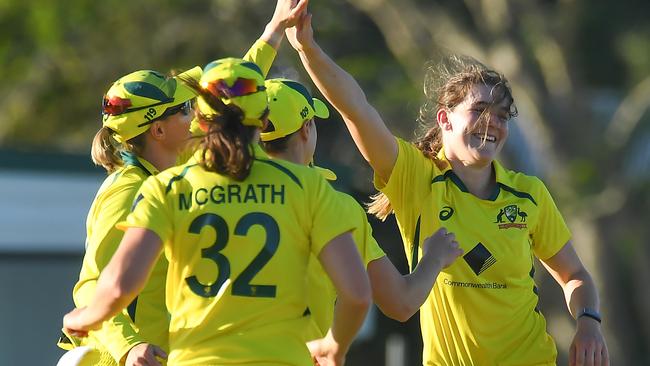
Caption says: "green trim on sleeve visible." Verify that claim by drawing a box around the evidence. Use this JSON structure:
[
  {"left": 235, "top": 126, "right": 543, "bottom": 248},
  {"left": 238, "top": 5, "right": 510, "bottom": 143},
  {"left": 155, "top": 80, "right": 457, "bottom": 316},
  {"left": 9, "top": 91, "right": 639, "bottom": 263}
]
[
  {"left": 243, "top": 39, "right": 277, "bottom": 78},
  {"left": 165, "top": 164, "right": 198, "bottom": 194},
  {"left": 498, "top": 183, "right": 537, "bottom": 205},
  {"left": 255, "top": 159, "right": 303, "bottom": 189},
  {"left": 410, "top": 215, "right": 421, "bottom": 272}
]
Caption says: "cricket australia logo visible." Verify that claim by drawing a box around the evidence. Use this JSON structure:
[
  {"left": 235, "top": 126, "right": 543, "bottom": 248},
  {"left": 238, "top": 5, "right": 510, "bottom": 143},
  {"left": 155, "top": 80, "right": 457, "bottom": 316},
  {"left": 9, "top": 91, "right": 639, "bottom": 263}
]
[
  {"left": 494, "top": 204, "right": 527, "bottom": 229},
  {"left": 463, "top": 242, "right": 497, "bottom": 275}
]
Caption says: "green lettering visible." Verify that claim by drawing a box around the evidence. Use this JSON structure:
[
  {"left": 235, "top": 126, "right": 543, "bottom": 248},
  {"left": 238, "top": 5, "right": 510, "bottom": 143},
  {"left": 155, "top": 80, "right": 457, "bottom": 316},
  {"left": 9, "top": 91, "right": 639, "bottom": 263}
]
[
  {"left": 271, "top": 184, "right": 285, "bottom": 204},
  {"left": 211, "top": 185, "right": 225, "bottom": 204},
  {"left": 243, "top": 184, "right": 258, "bottom": 203},
  {"left": 228, "top": 185, "right": 242, "bottom": 203},
  {"left": 195, "top": 188, "right": 208, "bottom": 205},
  {"left": 179, "top": 192, "right": 192, "bottom": 210},
  {"left": 257, "top": 184, "right": 269, "bottom": 202}
]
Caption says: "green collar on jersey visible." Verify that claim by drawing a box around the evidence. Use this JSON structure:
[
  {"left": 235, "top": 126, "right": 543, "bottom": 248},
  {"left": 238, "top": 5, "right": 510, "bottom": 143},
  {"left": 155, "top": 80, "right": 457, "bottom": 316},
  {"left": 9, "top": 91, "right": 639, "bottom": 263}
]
[
  {"left": 432, "top": 148, "right": 534, "bottom": 204},
  {"left": 120, "top": 151, "right": 158, "bottom": 176}
]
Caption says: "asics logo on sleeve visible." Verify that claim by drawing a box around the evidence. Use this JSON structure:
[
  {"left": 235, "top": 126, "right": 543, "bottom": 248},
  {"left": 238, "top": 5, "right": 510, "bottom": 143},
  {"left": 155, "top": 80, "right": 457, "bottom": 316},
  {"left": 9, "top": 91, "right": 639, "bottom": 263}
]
[{"left": 439, "top": 206, "right": 454, "bottom": 221}]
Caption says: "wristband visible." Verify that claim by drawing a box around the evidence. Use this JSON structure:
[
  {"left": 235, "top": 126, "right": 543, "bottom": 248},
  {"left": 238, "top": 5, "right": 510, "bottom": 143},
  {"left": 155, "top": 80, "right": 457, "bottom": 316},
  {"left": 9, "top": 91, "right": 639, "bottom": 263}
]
[{"left": 577, "top": 308, "right": 602, "bottom": 323}]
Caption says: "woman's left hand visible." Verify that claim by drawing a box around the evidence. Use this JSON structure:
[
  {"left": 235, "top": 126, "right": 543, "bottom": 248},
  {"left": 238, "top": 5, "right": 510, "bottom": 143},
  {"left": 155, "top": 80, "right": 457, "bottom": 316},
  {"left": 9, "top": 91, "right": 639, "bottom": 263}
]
[
  {"left": 570, "top": 318, "right": 609, "bottom": 366},
  {"left": 62, "top": 307, "right": 97, "bottom": 338}
]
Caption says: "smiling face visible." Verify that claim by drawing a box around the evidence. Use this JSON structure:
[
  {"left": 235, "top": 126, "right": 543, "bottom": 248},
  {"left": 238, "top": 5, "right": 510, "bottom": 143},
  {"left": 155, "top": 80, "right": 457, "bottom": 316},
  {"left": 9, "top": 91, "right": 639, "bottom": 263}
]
[{"left": 438, "top": 83, "right": 512, "bottom": 167}]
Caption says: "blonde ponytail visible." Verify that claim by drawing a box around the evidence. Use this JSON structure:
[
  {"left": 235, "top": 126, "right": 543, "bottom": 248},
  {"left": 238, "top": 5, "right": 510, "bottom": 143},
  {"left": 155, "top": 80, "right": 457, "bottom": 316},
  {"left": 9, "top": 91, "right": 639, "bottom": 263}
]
[{"left": 91, "top": 127, "right": 123, "bottom": 173}]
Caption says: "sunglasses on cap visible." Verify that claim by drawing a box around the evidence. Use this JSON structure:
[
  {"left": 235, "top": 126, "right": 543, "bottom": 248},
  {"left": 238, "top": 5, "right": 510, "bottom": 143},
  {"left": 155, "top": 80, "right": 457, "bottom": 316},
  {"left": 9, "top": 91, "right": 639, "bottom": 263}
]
[
  {"left": 137, "top": 100, "right": 194, "bottom": 127},
  {"left": 203, "top": 78, "right": 266, "bottom": 99},
  {"left": 102, "top": 95, "right": 174, "bottom": 116}
]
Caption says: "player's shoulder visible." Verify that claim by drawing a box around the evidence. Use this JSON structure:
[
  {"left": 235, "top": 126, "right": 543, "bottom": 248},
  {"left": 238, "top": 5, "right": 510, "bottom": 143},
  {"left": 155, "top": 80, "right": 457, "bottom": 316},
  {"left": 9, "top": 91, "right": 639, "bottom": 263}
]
[
  {"left": 151, "top": 161, "right": 202, "bottom": 193},
  {"left": 96, "top": 165, "right": 148, "bottom": 198},
  {"left": 334, "top": 191, "right": 371, "bottom": 226},
  {"left": 494, "top": 160, "right": 547, "bottom": 202},
  {"left": 156, "top": 161, "right": 200, "bottom": 182},
  {"left": 334, "top": 191, "right": 364, "bottom": 212},
  {"left": 497, "top": 162, "right": 542, "bottom": 186},
  {"left": 396, "top": 137, "right": 441, "bottom": 176},
  {"left": 253, "top": 156, "right": 326, "bottom": 189}
]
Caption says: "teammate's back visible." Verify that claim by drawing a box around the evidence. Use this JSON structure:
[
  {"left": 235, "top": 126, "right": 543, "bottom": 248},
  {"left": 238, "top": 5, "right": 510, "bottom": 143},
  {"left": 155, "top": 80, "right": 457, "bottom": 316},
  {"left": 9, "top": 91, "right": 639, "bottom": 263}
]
[{"left": 130, "top": 148, "right": 352, "bottom": 364}]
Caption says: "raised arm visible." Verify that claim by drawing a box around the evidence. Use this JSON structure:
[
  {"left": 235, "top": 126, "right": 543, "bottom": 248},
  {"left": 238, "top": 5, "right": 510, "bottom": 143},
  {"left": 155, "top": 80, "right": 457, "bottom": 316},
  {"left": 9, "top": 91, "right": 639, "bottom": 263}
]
[
  {"left": 286, "top": 13, "right": 397, "bottom": 182},
  {"left": 312, "top": 232, "right": 371, "bottom": 365},
  {"left": 540, "top": 241, "right": 609, "bottom": 366},
  {"left": 63, "top": 228, "right": 163, "bottom": 337},
  {"left": 257, "top": 0, "right": 308, "bottom": 50},
  {"left": 368, "top": 228, "right": 462, "bottom": 322}
]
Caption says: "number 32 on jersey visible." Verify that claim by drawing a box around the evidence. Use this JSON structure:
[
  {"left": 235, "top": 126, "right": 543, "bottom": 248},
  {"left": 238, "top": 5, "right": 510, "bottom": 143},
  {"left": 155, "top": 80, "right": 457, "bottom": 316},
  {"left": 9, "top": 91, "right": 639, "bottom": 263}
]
[{"left": 184, "top": 212, "right": 279, "bottom": 299}]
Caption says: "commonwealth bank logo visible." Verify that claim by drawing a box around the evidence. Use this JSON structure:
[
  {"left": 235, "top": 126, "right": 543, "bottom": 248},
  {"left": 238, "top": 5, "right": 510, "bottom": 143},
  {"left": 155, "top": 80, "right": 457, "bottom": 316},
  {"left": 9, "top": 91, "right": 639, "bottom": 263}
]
[{"left": 463, "top": 242, "right": 496, "bottom": 275}]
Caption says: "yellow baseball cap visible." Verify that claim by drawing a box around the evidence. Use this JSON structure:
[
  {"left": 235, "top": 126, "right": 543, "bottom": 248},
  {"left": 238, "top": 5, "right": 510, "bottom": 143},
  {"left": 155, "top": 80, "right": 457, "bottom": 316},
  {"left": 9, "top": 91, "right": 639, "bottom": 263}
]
[
  {"left": 260, "top": 78, "right": 330, "bottom": 141},
  {"left": 197, "top": 58, "right": 268, "bottom": 128},
  {"left": 102, "top": 67, "right": 201, "bottom": 143}
]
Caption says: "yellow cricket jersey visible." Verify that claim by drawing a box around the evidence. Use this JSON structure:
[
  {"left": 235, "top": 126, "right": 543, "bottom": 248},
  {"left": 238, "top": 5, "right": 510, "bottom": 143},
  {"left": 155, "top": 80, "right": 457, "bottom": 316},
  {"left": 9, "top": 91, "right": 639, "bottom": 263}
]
[
  {"left": 72, "top": 152, "right": 169, "bottom": 363},
  {"left": 66, "top": 39, "right": 278, "bottom": 363},
  {"left": 243, "top": 39, "right": 276, "bottom": 77},
  {"left": 303, "top": 192, "right": 386, "bottom": 341},
  {"left": 377, "top": 138, "right": 571, "bottom": 366},
  {"left": 120, "top": 145, "right": 355, "bottom": 366}
]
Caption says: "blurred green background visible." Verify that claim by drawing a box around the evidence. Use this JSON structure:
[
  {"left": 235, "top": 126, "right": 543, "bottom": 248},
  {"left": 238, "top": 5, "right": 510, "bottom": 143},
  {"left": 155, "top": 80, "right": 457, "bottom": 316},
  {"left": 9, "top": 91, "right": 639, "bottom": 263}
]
[{"left": 1, "top": 0, "right": 648, "bottom": 365}]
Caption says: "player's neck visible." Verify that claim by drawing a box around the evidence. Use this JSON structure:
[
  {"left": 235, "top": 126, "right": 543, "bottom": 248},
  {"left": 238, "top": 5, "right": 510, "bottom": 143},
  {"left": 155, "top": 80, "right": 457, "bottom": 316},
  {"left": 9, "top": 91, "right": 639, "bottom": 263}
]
[
  {"left": 449, "top": 160, "right": 496, "bottom": 200},
  {"left": 268, "top": 139, "right": 311, "bottom": 165},
  {"left": 268, "top": 149, "right": 303, "bottom": 165},
  {"left": 140, "top": 145, "right": 177, "bottom": 172}
]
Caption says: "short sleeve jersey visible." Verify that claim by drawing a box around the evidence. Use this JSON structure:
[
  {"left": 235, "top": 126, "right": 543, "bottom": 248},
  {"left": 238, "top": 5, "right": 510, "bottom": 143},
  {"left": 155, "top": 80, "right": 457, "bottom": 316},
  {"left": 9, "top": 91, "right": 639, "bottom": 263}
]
[
  {"left": 377, "top": 138, "right": 571, "bottom": 366},
  {"left": 121, "top": 146, "right": 355, "bottom": 366},
  {"left": 303, "top": 192, "right": 386, "bottom": 341},
  {"left": 72, "top": 153, "right": 169, "bottom": 362}
]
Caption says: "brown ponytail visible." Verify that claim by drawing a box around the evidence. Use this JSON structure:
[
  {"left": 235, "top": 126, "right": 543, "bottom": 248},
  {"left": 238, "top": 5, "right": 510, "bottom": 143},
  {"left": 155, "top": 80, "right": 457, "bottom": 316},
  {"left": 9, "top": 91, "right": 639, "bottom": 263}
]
[{"left": 180, "top": 76, "right": 257, "bottom": 181}]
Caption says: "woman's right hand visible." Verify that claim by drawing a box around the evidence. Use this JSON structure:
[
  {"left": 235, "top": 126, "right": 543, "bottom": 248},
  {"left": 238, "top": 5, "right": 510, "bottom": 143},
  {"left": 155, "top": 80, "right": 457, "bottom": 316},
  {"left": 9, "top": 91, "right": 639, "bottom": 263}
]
[
  {"left": 124, "top": 343, "right": 167, "bottom": 366},
  {"left": 63, "top": 307, "right": 97, "bottom": 338},
  {"left": 421, "top": 227, "right": 463, "bottom": 269}
]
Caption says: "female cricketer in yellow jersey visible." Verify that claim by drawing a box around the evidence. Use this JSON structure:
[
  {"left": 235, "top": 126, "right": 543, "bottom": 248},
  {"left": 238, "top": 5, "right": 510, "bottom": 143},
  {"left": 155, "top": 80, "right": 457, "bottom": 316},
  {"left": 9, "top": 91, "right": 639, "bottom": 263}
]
[
  {"left": 258, "top": 78, "right": 463, "bottom": 345},
  {"left": 285, "top": 10, "right": 609, "bottom": 366},
  {"left": 59, "top": 2, "right": 311, "bottom": 365},
  {"left": 63, "top": 58, "right": 371, "bottom": 366},
  {"left": 61, "top": 68, "right": 197, "bottom": 366}
]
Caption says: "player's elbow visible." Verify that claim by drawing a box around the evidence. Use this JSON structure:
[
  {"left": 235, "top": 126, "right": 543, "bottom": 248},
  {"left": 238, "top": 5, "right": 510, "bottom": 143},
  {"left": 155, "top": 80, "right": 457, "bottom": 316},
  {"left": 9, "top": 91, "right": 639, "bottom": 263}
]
[
  {"left": 112, "top": 283, "right": 133, "bottom": 301},
  {"left": 376, "top": 299, "right": 417, "bottom": 322},
  {"left": 390, "top": 305, "right": 418, "bottom": 323},
  {"left": 100, "top": 270, "right": 139, "bottom": 306}
]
